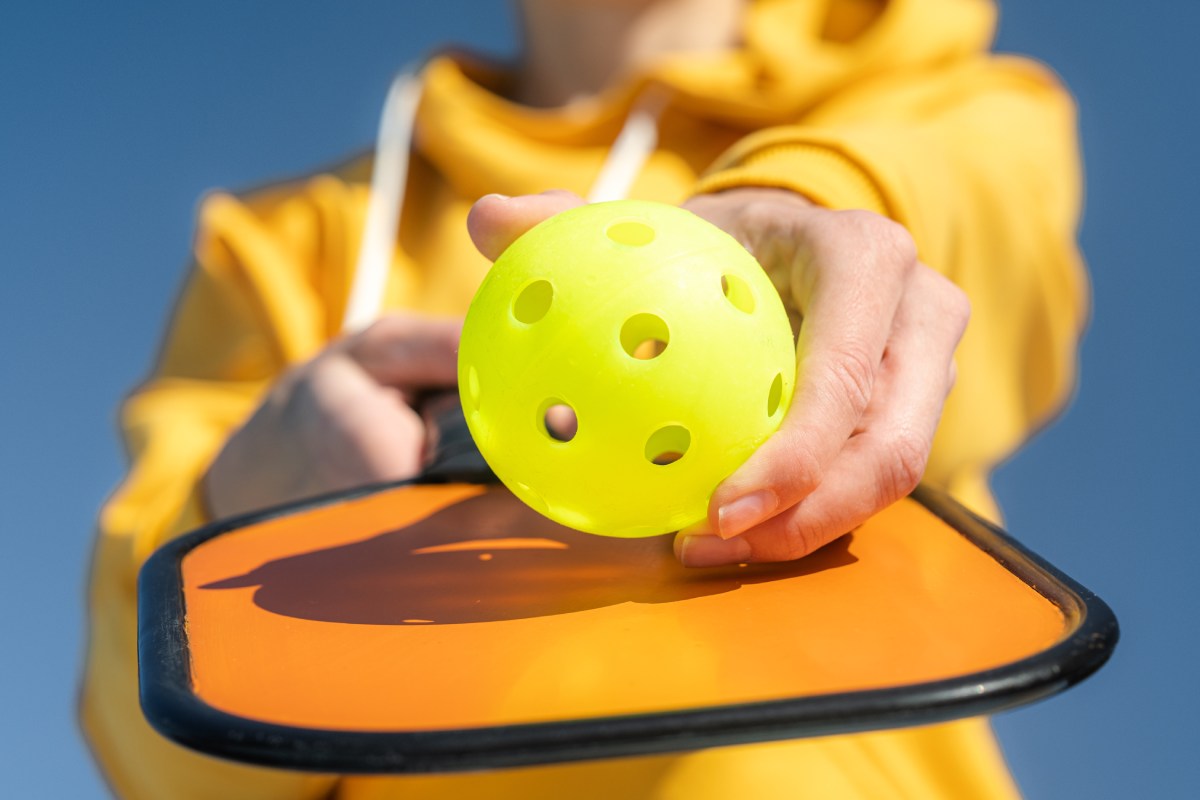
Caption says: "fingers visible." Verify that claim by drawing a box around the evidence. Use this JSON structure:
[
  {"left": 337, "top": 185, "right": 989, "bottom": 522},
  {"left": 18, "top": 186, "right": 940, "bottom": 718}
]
[
  {"left": 303, "top": 354, "right": 430, "bottom": 481},
  {"left": 467, "top": 190, "right": 586, "bottom": 261},
  {"left": 677, "top": 264, "right": 968, "bottom": 566},
  {"left": 710, "top": 211, "right": 918, "bottom": 538},
  {"left": 207, "top": 346, "right": 433, "bottom": 519},
  {"left": 341, "top": 314, "right": 462, "bottom": 389},
  {"left": 730, "top": 266, "right": 968, "bottom": 561}
]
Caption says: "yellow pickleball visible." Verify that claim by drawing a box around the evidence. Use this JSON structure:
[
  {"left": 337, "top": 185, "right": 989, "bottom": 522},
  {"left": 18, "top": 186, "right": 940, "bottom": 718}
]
[{"left": 458, "top": 200, "right": 796, "bottom": 537}]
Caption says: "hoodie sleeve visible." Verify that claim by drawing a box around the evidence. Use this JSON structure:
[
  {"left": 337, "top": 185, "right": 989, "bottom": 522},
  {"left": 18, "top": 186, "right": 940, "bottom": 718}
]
[
  {"left": 80, "top": 185, "right": 345, "bottom": 800},
  {"left": 693, "top": 55, "right": 1089, "bottom": 517}
]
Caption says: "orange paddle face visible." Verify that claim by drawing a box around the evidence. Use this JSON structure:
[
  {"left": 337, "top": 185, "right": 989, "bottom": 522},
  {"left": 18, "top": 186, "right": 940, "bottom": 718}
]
[{"left": 180, "top": 484, "right": 1065, "bottom": 732}]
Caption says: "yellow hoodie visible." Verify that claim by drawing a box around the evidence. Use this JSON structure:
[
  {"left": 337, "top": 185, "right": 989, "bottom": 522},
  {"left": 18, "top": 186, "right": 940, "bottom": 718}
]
[{"left": 81, "top": 0, "right": 1086, "bottom": 797}]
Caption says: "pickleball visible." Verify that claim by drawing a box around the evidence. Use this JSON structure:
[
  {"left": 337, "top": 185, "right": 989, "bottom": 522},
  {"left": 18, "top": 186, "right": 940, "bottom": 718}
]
[{"left": 459, "top": 200, "right": 795, "bottom": 537}]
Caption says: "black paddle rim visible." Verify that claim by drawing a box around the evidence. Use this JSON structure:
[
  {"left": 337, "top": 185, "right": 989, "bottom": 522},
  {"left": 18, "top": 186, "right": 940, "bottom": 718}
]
[{"left": 138, "top": 478, "right": 1118, "bottom": 774}]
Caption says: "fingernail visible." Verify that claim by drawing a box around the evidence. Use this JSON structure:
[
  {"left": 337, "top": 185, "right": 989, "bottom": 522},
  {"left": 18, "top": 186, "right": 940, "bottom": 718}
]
[
  {"left": 717, "top": 491, "right": 776, "bottom": 539},
  {"left": 678, "top": 533, "right": 752, "bottom": 568},
  {"left": 480, "top": 192, "right": 510, "bottom": 202}
]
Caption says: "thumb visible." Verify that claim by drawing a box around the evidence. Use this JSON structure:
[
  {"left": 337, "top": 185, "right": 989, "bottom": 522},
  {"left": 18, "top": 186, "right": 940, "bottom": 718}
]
[
  {"left": 467, "top": 190, "right": 586, "bottom": 261},
  {"left": 342, "top": 314, "right": 463, "bottom": 389}
]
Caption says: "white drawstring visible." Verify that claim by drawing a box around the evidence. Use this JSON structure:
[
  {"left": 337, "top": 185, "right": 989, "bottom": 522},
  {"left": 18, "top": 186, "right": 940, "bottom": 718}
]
[
  {"left": 341, "top": 70, "right": 424, "bottom": 334},
  {"left": 341, "top": 69, "right": 667, "bottom": 333},
  {"left": 586, "top": 87, "right": 669, "bottom": 203}
]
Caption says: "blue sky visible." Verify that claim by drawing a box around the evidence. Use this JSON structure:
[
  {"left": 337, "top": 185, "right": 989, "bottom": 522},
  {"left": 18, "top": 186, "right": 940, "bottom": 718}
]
[{"left": 1, "top": 1, "right": 1196, "bottom": 796}]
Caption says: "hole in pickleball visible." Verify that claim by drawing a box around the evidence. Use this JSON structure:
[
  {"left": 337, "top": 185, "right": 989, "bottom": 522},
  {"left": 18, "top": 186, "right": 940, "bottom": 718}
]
[
  {"left": 513, "top": 279, "right": 553, "bottom": 324},
  {"left": 767, "top": 372, "right": 783, "bottom": 417},
  {"left": 620, "top": 313, "right": 670, "bottom": 360},
  {"left": 721, "top": 274, "right": 756, "bottom": 314},
  {"left": 465, "top": 365, "right": 481, "bottom": 412},
  {"left": 539, "top": 400, "right": 578, "bottom": 442},
  {"left": 606, "top": 220, "right": 656, "bottom": 247},
  {"left": 646, "top": 425, "right": 691, "bottom": 465}
]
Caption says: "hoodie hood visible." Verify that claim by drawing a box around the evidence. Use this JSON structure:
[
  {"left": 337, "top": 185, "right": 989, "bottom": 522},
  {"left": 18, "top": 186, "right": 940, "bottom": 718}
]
[
  {"left": 412, "top": 0, "right": 996, "bottom": 198},
  {"left": 421, "top": 0, "right": 997, "bottom": 129},
  {"left": 662, "top": 0, "right": 996, "bottom": 121}
]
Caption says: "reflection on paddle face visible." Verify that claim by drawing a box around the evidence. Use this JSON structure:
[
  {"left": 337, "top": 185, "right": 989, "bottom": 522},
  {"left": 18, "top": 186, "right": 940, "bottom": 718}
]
[{"left": 202, "top": 488, "right": 856, "bottom": 625}]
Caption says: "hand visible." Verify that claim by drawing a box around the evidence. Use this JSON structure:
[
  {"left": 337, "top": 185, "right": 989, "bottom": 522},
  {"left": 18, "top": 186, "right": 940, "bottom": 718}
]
[
  {"left": 204, "top": 313, "right": 462, "bottom": 519},
  {"left": 677, "top": 188, "right": 968, "bottom": 565},
  {"left": 467, "top": 189, "right": 968, "bottom": 567}
]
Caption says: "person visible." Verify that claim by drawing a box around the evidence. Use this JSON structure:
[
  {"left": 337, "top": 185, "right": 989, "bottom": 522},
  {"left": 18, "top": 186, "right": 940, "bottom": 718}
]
[{"left": 80, "top": 0, "right": 1087, "bottom": 797}]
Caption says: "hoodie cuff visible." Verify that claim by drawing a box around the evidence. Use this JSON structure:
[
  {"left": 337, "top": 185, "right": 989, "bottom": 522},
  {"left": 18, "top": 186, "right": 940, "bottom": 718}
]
[{"left": 693, "top": 139, "right": 890, "bottom": 217}]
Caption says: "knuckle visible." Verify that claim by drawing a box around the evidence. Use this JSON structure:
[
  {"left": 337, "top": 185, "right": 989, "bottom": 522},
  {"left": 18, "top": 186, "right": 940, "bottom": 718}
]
[
  {"left": 780, "top": 518, "right": 828, "bottom": 560},
  {"left": 877, "top": 220, "right": 918, "bottom": 267},
  {"left": 936, "top": 276, "right": 972, "bottom": 330},
  {"left": 778, "top": 512, "right": 854, "bottom": 561},
  {"left": 916, "top": 267, "right": 971, "bottom": 340},
  {"left": 825, "top": 344, "right": 877, "bottom": 416},
  {"left": 743, "top": 434, "right": 823, "bottom": 504},
  {"left": 829, "top": 208, "right": 876, "bottom": 233},
  {"left": 730, "top": 199, "right": 786, "bottom": 253},
  {"left": 738, "top": 197, "right": 775, "bottom": 228},
  {"left": 356, "top": 313, "right": 427, "bottom": 352},
  {"left": 782, "top": 442, "right": 824, "bottom": 496},
  {"left": 833, "top": 211, "right": 917, "bottom": 269},
  {"left": 361, "top": 314, "right": 410, "bottom": 343},
  {"left": 881, "top": 430, "right": 929, "bottom": 502}
]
